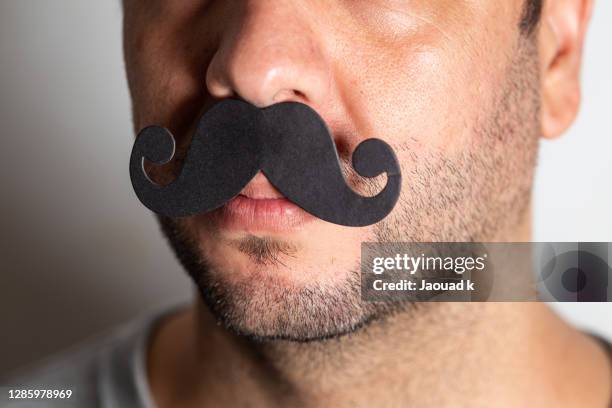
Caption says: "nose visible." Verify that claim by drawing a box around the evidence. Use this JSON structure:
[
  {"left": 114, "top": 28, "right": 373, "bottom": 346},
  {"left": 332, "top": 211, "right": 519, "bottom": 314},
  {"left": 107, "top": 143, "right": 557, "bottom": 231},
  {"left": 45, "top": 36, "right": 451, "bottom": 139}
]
[{"left": 206, "top": 1, "right": 331, "bottom": 107}]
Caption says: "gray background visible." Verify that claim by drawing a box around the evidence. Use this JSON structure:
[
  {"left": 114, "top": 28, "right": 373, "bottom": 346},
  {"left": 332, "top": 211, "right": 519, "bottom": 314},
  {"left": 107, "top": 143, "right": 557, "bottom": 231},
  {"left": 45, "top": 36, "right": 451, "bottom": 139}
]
[{"left": 0, "top": 1, "right": 610, "bottom": 376}]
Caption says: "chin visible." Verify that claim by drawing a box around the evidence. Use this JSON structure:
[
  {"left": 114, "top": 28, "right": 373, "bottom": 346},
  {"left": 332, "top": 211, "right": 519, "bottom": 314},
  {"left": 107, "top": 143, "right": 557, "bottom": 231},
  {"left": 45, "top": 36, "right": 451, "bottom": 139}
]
[
  {"left": 199, "top": 232, "right": 354, "bottom": 287},
  {"left": 189, "top": 210, "right": 368, "bottom": 280},
  {"left": 159, "top": 212, "right": 381, "bottom": 341},
  {"left": 195, "top": 261, "right": 374, "bottom": 341}
]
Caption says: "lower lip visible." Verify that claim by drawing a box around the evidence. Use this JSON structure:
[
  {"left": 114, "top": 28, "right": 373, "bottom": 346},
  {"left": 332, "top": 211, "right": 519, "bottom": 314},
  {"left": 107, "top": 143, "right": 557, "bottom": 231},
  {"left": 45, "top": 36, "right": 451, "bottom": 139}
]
[{"left": 212, "top": 194, "right": 314, "bottom": 232}]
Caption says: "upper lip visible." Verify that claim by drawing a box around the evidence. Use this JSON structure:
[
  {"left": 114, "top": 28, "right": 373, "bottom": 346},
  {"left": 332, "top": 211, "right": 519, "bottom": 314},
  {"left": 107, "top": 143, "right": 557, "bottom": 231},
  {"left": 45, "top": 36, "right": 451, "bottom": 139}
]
[{"left": 239, "top": 172, "right": 286, "bottom": 200}]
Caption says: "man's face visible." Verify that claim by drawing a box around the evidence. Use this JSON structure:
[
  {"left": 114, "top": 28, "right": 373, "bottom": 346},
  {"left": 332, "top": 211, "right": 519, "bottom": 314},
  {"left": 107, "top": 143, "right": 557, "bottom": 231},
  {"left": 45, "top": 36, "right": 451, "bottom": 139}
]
[{"left": 123, "top": 0, "right": 540, "bottom": 340}]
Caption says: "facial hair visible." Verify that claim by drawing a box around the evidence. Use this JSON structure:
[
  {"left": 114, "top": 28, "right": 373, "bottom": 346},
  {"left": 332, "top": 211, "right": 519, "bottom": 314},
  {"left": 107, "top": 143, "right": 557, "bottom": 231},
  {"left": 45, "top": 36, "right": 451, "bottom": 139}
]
[{"left": 158, "top": 37, "right": 541, "bottom": 342}]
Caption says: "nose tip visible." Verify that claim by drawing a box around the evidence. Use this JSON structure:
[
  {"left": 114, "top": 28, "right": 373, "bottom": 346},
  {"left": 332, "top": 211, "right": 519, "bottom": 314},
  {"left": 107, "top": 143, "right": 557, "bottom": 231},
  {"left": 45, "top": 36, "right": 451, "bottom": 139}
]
[{"left": 205, "top": 3, "right": 330, "bottom": 108}]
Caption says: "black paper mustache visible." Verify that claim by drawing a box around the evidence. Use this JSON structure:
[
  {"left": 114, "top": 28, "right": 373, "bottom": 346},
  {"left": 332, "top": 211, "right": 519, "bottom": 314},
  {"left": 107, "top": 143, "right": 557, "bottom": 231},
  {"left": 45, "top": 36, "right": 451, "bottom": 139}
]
[{"left": 129, "top": 99, "right": 401, "bottom": 227}]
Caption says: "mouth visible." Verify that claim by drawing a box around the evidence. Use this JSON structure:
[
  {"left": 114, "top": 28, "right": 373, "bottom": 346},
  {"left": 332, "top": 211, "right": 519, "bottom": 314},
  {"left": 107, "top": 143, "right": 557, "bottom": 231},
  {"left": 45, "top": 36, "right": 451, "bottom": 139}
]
[{"left": 211, "top": 172, "right": 315, "bottom": 233}]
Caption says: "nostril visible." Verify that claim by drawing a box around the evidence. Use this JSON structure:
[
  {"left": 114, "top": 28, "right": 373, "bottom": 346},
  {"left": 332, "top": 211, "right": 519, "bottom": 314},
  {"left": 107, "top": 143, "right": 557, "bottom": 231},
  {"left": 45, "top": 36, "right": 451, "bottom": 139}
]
[
  {"left": 271, "top": 89, "right": 307, "bottom": 104},
  {"left": 292, "top": 89, "right": 307, "bottom": 99}
]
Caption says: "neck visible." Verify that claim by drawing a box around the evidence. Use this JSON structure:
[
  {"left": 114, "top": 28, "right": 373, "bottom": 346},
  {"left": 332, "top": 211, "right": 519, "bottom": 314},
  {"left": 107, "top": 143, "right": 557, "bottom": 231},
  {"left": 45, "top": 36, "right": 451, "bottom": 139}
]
[
  {"left": 148, "top": 300, "right": 610, "bottom": 408},
  {"left": 147, "top": 213, "right": 611, "bottom": 407}
]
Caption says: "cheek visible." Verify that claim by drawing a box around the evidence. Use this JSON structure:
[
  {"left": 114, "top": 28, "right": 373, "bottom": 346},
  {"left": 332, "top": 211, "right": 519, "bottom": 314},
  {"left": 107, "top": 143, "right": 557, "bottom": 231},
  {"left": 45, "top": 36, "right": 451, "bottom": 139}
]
[
  {"left": 330, "top": 1, "right": 517, "bottom": 156},
  {"left": 339, "top": 44, "right": 507, "bottom": 159},
  {"left": 124, "top": 15, "right": 215, "bottom": 133}
]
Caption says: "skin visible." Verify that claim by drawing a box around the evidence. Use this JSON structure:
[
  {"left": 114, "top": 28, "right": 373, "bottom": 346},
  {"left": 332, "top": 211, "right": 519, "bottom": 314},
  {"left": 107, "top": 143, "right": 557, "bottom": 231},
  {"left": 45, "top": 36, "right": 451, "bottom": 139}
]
[{"left": 122, "top": 0, "right": 610, "bottom": 406}]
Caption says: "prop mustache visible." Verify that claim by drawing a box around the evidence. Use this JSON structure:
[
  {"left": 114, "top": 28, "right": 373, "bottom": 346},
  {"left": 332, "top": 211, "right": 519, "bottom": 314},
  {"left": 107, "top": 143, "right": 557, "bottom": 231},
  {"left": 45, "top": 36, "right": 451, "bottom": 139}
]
[{"left": 129, "top": 99, "right": 402, "bottom": 227}]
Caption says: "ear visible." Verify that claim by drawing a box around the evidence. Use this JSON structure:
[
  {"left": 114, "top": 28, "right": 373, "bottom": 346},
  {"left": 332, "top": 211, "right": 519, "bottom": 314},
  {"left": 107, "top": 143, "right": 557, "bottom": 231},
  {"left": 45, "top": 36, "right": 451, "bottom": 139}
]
[{"left": 539, "top": 0, "right": 594, "bottom": 139}]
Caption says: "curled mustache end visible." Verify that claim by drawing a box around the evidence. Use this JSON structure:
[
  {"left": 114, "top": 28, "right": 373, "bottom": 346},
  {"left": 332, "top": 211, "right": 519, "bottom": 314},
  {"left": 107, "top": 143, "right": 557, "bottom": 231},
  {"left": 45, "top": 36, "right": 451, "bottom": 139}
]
[
  {"left": 352, "top": 138, "right": 401, "bottom": 179},
  {"left": 129, "top": 126, "right": 189, "bottom": 216},
  {"left": 131, "top": 126, "right": 176, "bottom": 180},
  {"left": 345, "top": 138, "right": 402, "bottom": 226}
]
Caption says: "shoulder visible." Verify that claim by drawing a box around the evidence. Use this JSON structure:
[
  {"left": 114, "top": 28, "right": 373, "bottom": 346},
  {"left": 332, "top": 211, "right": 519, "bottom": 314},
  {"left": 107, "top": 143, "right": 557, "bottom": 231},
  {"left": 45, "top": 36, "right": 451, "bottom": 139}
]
[
  {"left": 2, "top": 339, "right": 104, "bottom": 407},
  {"left": 0, "top": 307, "right": 177, "bottom": 408},
  {"left": 1, "top": 329, "right": 120, "bottom": 408}
]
